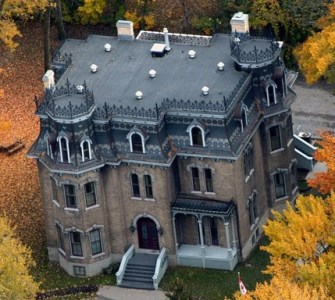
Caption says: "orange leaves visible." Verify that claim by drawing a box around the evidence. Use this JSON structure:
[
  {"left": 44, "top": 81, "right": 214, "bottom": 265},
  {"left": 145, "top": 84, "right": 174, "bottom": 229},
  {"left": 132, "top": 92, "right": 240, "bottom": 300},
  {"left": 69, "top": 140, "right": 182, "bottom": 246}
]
[{"left": 307, "top": 132, "right": 335, "bottom": 194}]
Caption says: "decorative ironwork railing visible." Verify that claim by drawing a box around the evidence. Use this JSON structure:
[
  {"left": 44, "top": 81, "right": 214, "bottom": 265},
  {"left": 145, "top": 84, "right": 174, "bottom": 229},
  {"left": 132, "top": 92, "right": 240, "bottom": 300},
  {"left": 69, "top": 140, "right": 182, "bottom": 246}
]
[
  {"left": 37, "top": 79, "right": 95, "bottom": 119},
  {"left": 230, "top": 33, "right": 280, "bottom": 64},
  {"left": 137, "top": 30, "right": 212, "bottom": 46},
  {"left": 51, "top": 51, "right": 72, "bottom": 82}
]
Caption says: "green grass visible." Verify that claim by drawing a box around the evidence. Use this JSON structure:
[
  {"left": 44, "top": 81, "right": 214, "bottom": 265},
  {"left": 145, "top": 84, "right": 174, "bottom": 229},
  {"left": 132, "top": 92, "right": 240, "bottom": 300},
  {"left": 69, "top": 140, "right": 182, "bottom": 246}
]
[
  {"left": 32, "top": 239, "right": 270, "bottom": 299},
  {"left": 160, "top": 238, "right": 271, "bottom": 299}
]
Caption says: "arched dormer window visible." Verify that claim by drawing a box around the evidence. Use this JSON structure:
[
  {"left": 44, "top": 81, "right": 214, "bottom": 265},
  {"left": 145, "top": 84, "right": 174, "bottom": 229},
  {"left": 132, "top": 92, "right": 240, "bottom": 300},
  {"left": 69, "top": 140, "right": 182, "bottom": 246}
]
[
  {"left": 127, "top": 128, "right": 146, "bottom": 154},
  {"left": 234, "top": 103, "right": 248, "bottom": 132},
  {"left": 266, "top": 83, "right": 277, "bottom": 106},
  {"left": 80, "top": 139, "right": 92, "bottom": 162},
  {"left": 57, "top": 135, "right": 70, "bottom": 163},
  {"left": 187, "top": 121, "right": 207, "bottom": 147}
]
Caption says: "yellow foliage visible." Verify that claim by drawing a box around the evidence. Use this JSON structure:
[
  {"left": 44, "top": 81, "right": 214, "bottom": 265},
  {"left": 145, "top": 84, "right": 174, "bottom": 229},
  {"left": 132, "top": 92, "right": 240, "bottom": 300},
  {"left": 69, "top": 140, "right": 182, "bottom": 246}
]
[
  {"left": 77, "top": 0, "right": 107, "bottom": 25},
  {"left": 0, "top": 217, "right": 40, "bottom": 299},
  {"left": 143, "top": 14, "right": 155, "bottom": 30},
  {"left": 124, "top": 10, "right": 141, "bottom": 29},
  {"left": 308, "top": 132, "right": 335, "bottom": 193},
  {"left": 260, "top": 193, "right": 335, "bottom": 296},
  {"left": 0, "top": 0, "right": 48, "bottom": 49}
]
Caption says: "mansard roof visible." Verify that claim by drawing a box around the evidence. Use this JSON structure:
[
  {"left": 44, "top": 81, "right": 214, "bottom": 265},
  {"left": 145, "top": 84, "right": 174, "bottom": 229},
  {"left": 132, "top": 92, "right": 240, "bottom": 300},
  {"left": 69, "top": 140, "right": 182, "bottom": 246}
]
[{"left": 56, "top": 33, "right": 246, "bottom": 112}]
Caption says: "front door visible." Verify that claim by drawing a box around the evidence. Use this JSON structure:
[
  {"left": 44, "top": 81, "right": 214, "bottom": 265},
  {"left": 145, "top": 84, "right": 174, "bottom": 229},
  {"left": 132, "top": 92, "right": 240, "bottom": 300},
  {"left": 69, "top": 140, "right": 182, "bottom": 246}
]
[{"left": 137, "top": 217, "right": 159, "bottom": 250}]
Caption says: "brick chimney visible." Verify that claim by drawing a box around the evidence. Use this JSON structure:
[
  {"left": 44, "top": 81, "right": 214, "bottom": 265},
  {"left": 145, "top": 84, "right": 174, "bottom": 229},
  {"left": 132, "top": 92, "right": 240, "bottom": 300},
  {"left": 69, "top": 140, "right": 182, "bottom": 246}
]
[
  {"left": 116, "top": 20, "right": 134, "bottom": 41},
  {"left": 230, "top": 12, "right": 249, "bottom": 33}
]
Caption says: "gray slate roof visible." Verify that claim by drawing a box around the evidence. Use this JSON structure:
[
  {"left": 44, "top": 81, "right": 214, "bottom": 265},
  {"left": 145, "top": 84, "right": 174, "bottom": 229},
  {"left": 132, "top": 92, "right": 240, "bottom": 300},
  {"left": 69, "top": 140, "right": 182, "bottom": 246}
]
[{"left": 57, "top": 33, "right": 245, "bottom": 110}]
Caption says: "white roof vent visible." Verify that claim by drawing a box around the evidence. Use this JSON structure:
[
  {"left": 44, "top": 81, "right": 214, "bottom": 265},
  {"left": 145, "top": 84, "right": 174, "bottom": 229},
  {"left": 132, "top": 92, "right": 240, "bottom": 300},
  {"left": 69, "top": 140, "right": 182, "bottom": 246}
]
[
  {"left": 202, "top": 86, "right": 209, "bottom": 95},
  {"left": 90, "top": 64, "right": 98, "bottom": 73},
  {"left": 149, "top": 69, "right": 156, "bottom": 78},
  {"left": 76, "top": 85, "right": 84, "bottom": 93},
  {"left": 104, "top": 43, "right": 111, "bottom": 52},
  {"left": 217, "top": 62, "right": 225, "bottom": 71},
  {"left": 188, "top": 50, "right": 196, "bottom": 59},
  {"left": 135, "top": 91, "right": 143, "bottom": 100}
]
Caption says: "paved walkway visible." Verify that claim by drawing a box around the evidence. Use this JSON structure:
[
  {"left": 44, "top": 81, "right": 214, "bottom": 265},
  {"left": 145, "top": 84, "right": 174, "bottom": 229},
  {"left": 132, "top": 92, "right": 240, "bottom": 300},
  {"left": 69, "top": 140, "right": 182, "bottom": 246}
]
[{"left": 97, "top": 286, "right": 167, "bottom": 300}]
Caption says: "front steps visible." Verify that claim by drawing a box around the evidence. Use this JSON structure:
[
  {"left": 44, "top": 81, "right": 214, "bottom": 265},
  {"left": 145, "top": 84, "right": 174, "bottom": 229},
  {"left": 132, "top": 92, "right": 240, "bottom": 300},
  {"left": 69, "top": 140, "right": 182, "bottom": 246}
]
[{"left": 120, "top": 253, "right": 158, "bottom": 290}]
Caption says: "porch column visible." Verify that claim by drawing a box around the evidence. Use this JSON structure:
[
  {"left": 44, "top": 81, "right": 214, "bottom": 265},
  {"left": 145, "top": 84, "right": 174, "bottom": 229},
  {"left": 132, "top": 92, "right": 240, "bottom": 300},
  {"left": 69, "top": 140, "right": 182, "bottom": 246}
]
[
  {"left": 230, "top": 215, "right": 237, "bottom": 249},
  {"left": 172, "top": 214, "right": 179, "bottom": 265},
  {"left": 197, "top": 219, "right": 205, "bottom": 247},
  {"left": 224, "top": 222, "right": 232, "bottom": 259}
]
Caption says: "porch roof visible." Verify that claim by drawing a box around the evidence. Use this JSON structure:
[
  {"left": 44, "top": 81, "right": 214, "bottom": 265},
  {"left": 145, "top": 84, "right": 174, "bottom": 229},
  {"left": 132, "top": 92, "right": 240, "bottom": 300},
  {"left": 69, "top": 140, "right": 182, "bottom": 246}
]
[{"left": 171, "top": 197, "right": 235, "bottom": 216}]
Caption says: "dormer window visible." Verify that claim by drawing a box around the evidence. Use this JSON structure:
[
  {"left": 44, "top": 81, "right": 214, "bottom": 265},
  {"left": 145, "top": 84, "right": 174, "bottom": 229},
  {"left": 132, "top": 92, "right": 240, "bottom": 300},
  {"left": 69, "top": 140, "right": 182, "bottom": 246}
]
[
  {"left": 187, "top": 121, "right": 207, "bottom": 147},
  {"left": 80, "top": 139, "right": 92, "bottom": 162},
  {"left": 57, "top": 136, "right": 70, "bottom": 163},
  {"left": 127, "top": 128, "right": 147, "bottom": 154},
  {"left": 234, "top": 103, "right": 248, "bottom": 132},
  {"left": 266, "top": 83, "right": 277, "bottom": 106}
]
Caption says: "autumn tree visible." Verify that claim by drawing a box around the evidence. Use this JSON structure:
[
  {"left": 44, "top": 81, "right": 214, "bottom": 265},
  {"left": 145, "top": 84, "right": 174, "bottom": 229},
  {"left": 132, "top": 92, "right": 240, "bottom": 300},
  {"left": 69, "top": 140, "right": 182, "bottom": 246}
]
[
  {"left": 241, "top": 193, "right": 335, "bottom": 298},
  {"left": 307, "top": 132, "right": 335, "bottom": 193},
  {"left": 294, "top": 1, "right": 335, "bottom": 84},
  {"left": 0, "top": 216, "right": 40, "bottom": 299},
  {"left": 0, "top": 0, "right": 49, "bottom": 49}
]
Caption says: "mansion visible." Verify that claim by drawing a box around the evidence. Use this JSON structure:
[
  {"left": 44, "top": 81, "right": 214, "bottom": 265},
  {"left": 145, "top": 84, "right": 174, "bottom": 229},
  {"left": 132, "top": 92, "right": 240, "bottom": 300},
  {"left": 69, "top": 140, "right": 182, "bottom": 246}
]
[{"left": 28, "top": 13, "right": 298, "bottom": 286}]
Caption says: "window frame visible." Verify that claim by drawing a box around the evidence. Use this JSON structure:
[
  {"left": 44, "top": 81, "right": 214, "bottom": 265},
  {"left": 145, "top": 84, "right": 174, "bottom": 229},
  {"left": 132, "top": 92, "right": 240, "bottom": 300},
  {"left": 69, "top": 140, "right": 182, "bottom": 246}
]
[
  {"left": 131, "top": 174, "right": 141, "bottom": 197},
  {"left": 70, "top": 231, "right": 83, "bottom": 257},
  {"left": 84, "top": 182, "right": 97, "bottom": 208},
  {"left": 56, "top": 223, "right": 65, "bottom": 252},
  {"left": 58, "top": 136, "right": 70, "bottom": 163},
  {"left": 273, "top": 172, "right": 287, "bottom": 199},
  {"left": 204, "top": 168, "right": 214, "bottom": 193},
  {"left": 191, "top": 126, "right": 204, "bottom": 147},
  {"left": 64, "top": 184, "right": 77, "bottom": 208},
  {"left": 144, "top": 175, "right": 153, "bottom": 199},
  {"left": 269, "top": 125, "right": 282, "bottom": 152},
  {"left": 89, "top": 229, "right": 103, "bottom": 256},
  {"left": 80, "top": 139, "right": 92, "bottom": 162},
  {"left": 131, "top": 133, "right": 145, "bottom": 153},
  {"left": 248, "top": 192, "right": 258, "bottom": 227},
  {"left": 266, "top": 84, "right": 277, "bottom": 106},
  {"left": 191, "top": 167, "right": 201, "bottom": 191},
  {"left": 73, "top": 266, "right": 86, "bottom": 276}
]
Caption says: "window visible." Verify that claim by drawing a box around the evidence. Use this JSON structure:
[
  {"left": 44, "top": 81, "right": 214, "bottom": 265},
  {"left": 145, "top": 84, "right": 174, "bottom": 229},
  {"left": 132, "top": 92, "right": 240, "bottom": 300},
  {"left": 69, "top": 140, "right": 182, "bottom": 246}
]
[
  {"left": 89, "top": 229, "right": 103, "bottom": 256},
  {"left": 274, "top": 172, "right": 286, "bottom": 199},
  {"left": 131, "top": 174, "right": 140, "bottom": 197},
  {"left": 84, "top": 182, "right": 96, "bottom": 207},
  {"left": 204, "top": 168, "right": 213, "bottom": 192},
  {"left": 244, "top": 146, "right": 254, "bottom": 177},
  {"left": 59, "top": 136, "right": 70, "bottom": 163},
  {"left": 248, "top": 193, "right": 258, "bottom": 226},
  {"left": 51, "top": 178, "right": 58, "bottom": 201},
  {"left": 64, "top": 184, "right": 77, "bottom": 208},
  {"left": 269, "top": 125, "right": 282, "bottom": 151},
  {"left": 290, "top": 161, "right": 297, "bottom": 192},
  {"left": 70, "top": 232, "right": 83, "bottom": 257},
  {"left": 73, "top": 266, "right": 86, "bottom": 276},
  {"left": 56, "top": 224, "right": 65, "bottom": 251},
  {"left": 191, "top": 127, "right": 204, "bottom": 146},
  {"left": 192, "top": 167, "right": 200, "bottom": 191},
  {"left": 144, "top": 175, "right": 153, "bottom": 198},
  {"left": 266, "top": 84, "right": 277, "bottom": 106},
  {"left": 81, "top": 140, "right": 91, "bottom": 161},
  {"left": 286, "top": 116, "right": 293, "bottom": 142},
  {"left": 131, "top": 134, "right": 144, "bottom": 153}
]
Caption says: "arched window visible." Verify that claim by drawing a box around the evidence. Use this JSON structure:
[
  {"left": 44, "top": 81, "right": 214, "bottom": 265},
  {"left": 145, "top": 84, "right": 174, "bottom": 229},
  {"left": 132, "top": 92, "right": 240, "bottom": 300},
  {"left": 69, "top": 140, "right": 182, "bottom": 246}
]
[
  {"left": 266, "top": 84, "right": 277, "bottom": 106},
  {"left": 144, "top": 175, "right": 153, "bottom": 198},
  {"left": 131, "top": 134, "right": 143, "bottom": 153},
  {"left": 131, "top": 174, "right": 140, "bottom": 197},
  {"left": 58, "top": 136, "right": 70, "bottom": 163},
  {"left": 80, "top": 139, "right": 92, "bottom": 162},
  {"left": 191, "top": 127, "right": 203, "bottom": 146}
]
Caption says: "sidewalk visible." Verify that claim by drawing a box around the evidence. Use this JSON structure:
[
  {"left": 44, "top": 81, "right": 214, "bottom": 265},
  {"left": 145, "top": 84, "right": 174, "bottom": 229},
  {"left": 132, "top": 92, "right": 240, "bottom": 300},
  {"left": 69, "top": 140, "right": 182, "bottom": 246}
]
[{"left": 97, "top": 286, "right": 167, "bottom": 300}]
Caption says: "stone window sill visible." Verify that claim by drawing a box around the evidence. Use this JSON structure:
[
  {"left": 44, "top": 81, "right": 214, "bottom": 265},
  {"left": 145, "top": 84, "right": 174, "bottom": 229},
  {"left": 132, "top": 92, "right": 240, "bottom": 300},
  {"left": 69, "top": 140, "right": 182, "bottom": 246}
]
[
  {"left": 53, "top": 200, "right": 60, "bottom": 208},
  {"left": 270, "top": 148, "right": 284, "bottom": 155},
  {"left": 131, "top": 197, "right": 142, "bottom": 201},
  {"left": 144, "top": 198, "right": 155, "bottom": 202},
  {"left": 85, "top": 204, "right": 100, "bottom": 211},
  {"left": 275, "top": 195, "right": 289, "bottom": 202},
  {"left": 58, "top": 248, "right": 66, "bottom": 256},
  {"left": 92, "top": 252, "right": 105, "bottom": 259},
  {"left": 70, "top": 255, "right": 84, "bottom": 260},
  {"left": 64, "top": 207, "right": 79, "bottom": 212}
]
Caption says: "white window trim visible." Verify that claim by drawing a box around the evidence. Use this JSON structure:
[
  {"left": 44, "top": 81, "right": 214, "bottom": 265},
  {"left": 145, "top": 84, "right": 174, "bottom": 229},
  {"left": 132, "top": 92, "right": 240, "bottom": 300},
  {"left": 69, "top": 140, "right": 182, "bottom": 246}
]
[
  {"left": 85, "top": 204, "right": 100, "bottom": 211},
  {"left": 128, "top": 132, "right": 146, "bottom": 153},
  {"left": 64, "top": 207, "right": 79, "bottom": 212},
  {"left": 266, "top": 83, "right": 277, "bottom": 106},
  {"left": 272, "top": 172, "right": 287, "bottom": 200},
  {"left": 53, "top": 199, "right": 60, "bottom": 207},
  {"left": 188, "top": 125, "right": 206, "bottom": 147},
  {"left": 84, "top": 181, "right": 97, "bottom": 208},
  {"left": 57, "top": 135, "right": 71, "bottom": 163},
  {"left": 87, "top": 227, "right": 104, "bottom": 257},
  {"left": 80, "top": 139, "right": 92, "bottom": 162}
]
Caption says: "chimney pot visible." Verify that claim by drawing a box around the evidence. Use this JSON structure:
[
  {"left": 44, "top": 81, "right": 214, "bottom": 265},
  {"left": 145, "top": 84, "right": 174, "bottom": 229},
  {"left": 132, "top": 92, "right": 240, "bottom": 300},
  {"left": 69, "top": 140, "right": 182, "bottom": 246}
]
[{"left": 230, "top": 12, "right": 249, "bottom": 33}]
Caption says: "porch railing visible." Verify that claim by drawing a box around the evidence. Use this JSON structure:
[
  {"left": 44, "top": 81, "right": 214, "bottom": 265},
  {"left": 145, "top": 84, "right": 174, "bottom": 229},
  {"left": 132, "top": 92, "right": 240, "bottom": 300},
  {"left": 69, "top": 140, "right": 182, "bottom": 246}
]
[
  {"left": 152, "top": 247, "right": 168, "bottom": 290},
  {"left": 115, "top": 244, "right": 135, "bottom": 285}
]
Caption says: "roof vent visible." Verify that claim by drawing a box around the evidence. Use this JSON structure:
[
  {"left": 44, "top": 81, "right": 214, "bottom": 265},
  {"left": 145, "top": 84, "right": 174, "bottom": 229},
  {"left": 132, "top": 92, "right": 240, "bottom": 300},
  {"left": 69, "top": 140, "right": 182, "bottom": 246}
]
[
  {"left": 202, "top": 86, "right": 209, "bottom": 95},
  {"left": 104, "top": 43, "right": 111, "bottom": 52},
  {"left": 149, "top": 69, "right": 156, "bottom": 78},
  {"left": 135, "top": 91, "right": 143, "bottom": 100},
  {"left": 163, "top": 28, "right": 171, "bottom": 52},
  {"left": 90, "top": 64, "right": 98, "bottom": 73},
  {"left": 188, "top": 50, "right": 196, "bottom": 59},
  {"left": 76, "top": 85, "right": 84, "bottom": 93},
  {"left": 217, "top": 62, "right": 225, "bottom": 71},
  {"left": 151, "top": 43, "right": 166, "bottom": 57}
]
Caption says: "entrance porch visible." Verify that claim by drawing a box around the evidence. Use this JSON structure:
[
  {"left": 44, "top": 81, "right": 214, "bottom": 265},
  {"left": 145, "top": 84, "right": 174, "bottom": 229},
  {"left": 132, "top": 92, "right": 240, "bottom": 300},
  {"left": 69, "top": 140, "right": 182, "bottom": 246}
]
[{"left": 171, "top": 196, "right": 238, "bottom": 271}]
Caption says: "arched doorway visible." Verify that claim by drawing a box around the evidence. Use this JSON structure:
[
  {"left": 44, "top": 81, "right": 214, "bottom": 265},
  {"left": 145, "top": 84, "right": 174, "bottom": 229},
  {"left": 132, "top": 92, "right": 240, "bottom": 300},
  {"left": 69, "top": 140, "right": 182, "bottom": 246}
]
[{"left": 137, "top": 217, "right": 159, "bottom": 250}]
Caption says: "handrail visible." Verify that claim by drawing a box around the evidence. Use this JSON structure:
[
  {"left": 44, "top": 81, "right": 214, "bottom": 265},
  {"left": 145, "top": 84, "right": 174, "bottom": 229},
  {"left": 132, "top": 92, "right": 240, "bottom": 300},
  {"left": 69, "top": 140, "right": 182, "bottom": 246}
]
[
  {"left": 152, "top": 247, "right": 168, "bottom": 290},
  {"left": 115, "top": 244, "right": 135, "bottom": 285}
]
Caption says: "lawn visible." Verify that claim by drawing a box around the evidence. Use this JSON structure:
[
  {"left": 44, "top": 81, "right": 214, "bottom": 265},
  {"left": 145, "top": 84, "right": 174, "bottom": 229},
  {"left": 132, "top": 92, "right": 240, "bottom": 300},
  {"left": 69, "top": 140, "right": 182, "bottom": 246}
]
[{"left": 159, "top": 238, "right": 271, "bottom": 299}]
